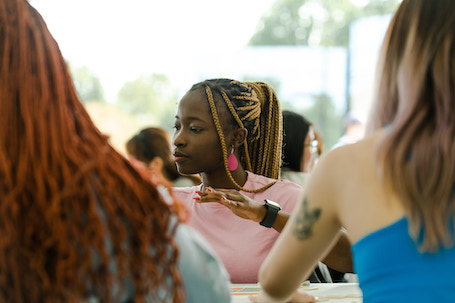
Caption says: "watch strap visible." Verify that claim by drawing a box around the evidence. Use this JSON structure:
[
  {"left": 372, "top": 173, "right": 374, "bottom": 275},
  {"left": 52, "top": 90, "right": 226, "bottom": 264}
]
[{"left": 260, "top": 200, "right": 280, "bottom": 228}]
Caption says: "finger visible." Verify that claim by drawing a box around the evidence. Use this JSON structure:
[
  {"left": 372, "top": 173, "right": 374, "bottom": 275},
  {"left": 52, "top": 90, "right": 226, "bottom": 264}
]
[
  {"left": 194, "top": 195, "right": 222, "bottom": 203},
  {"left": 206, "top": 187, "right": 227, "bottom": 198},
  {"left": 213, "top": 188, "right": 238, "bottom": 197},
  {"left": 195, "top": 194, "right": 233, "bottom": 208},
  {"left": 195, "top": 190, "right": 208, "bottom": 197},
  {"left": 293, "top": 290, "right": 318, "bottom": 302},
  {"left": 197, "top": 188, "right": 223, "bottom": 200},
  {"left": 225, "top": 197, "right": 240, "bottom": 208}
]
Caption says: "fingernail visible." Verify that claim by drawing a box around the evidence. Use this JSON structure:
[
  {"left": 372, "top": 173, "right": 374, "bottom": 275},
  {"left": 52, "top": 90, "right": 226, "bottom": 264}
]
[
  {"left": 193, "top": 197, "right": 200, "bottom": 201},
  {"left": 195, "top": 191, "right": 203, "bottom": 194}
]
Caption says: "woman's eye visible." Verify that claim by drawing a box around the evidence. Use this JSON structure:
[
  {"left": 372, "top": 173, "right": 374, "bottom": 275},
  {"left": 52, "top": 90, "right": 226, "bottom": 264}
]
[
  {"left": 190, "top": 127, "right": 201, "bottom": 133},
  {"left": 173, "top": 124, "right": 181, "bottom": 131}
]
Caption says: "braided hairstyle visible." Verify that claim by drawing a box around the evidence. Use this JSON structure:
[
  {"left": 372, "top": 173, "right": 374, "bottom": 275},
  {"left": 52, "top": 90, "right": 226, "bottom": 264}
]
[
  {"left": 190, "top": 79, "right": 283, "bottom": 192},
  {"left": 0, "top": 0, "right": 183, "bottom": 302}
]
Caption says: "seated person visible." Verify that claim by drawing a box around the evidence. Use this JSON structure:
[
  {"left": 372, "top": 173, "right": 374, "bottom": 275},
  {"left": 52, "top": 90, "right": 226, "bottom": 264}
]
[
  {"left": 281, "top": 110, "right": 352, "bottom": 282},
  {"left": 171, "top": 79, "right": 353, "bottom": 283},
  {"left": 252, "top": 1, "right": 455, "bottom": 302},
  {"left": 0, "top": 1, "right": 230, "bottom": 301},
  {"left": 126, "top": 127, "right": 201, "bottom": 188}
]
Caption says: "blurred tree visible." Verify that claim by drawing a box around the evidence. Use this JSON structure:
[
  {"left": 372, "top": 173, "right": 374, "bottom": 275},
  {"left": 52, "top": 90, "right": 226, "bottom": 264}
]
[
  {"left": 68, "top": 62, "right": 106, "bottom": 104},
  {"left": 116, "top": 73, "right": 178, "bottom": 134},
  {"left": 249, "top": 0, "right": 401, "bottom": 47}
]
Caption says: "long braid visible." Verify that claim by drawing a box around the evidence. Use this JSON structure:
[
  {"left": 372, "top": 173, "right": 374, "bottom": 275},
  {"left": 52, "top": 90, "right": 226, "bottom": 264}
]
[
  {"left": 205, "top": 86, "right": 240, "bottom": 186},
  {"left": 192, "top": 79, "right": 283, "bottom": 193},
  {"left": 244, "top": 82, "right": 283, "bottom": 179},
  {"left": 0, "top": 1, "right": 184, "bottom": 302},
  {"left": 220, "top": 91, "right": 253, "bottom": 172}
]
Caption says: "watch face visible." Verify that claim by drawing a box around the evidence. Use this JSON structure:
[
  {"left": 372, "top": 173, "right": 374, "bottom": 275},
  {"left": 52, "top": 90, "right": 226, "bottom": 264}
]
[{"left": 265, "top": 199, "right": 281, "bottom": 209}]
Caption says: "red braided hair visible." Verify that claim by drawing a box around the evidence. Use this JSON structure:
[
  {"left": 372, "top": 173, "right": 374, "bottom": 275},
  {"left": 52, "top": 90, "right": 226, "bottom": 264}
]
[{"left": 0, "top": 0, "right": 183, "bottom": 302}]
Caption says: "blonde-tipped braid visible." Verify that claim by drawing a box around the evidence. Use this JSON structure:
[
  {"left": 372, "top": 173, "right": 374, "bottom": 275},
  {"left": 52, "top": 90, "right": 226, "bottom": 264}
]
[
  {"left": 204, "top": 83, "right": 279, "bottom": 193},
  {"left": 245, "top": 82, "right": 283, "bottom": 180},
  {"left": 221, "top": 91, "right": 253, "bottom": 172},
  {"left": 204, "top": 86, "right": 233, "bottom": 180}
]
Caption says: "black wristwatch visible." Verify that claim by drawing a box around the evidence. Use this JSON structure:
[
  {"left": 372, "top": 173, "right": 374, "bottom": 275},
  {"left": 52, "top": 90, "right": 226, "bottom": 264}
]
[{"left": 260, "top": 199, "right": 282, "bottom": 228}]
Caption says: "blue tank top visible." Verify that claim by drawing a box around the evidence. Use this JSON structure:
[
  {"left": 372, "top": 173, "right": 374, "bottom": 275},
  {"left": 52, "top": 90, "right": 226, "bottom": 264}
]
[{"left": 352, "top": 217, "right": 455, "bottom": 303}]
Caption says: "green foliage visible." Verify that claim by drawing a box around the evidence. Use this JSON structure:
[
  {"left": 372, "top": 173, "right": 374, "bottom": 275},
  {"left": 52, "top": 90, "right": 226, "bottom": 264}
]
[
  {"left": 249, "top": 0, "right": 401, "bottom": 47},
  {"left": 116, "top": 73, "right": 178, "bottom": 134},
  {"left": 68, "top": 63, "right": 106, "bottom": 104}
]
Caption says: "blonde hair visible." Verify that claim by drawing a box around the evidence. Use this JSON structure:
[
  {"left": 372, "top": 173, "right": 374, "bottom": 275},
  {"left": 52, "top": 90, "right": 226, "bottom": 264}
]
[
  {"left": 190, "top": 79, "right": 283, "bottom": 192},
  {"left": 367, "top": 0, "right": 455, "bottom": 252},
  {"left": 0, "top": 0, "right": 183, "bottom": 301}
]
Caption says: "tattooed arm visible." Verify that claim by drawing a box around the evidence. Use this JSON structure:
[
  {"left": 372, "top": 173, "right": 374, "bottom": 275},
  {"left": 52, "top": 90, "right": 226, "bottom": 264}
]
[
  {"left": 292, "top": 198, "right": 322, "bottom": 240},
  {"left": 252, "top": 149, "right": 345, "bottom": 303}
]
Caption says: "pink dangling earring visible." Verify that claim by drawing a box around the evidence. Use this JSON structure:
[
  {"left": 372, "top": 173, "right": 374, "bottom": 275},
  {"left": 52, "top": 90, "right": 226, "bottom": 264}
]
[{"left": 227, "top": 145, "right": 238, "bottom": 171}]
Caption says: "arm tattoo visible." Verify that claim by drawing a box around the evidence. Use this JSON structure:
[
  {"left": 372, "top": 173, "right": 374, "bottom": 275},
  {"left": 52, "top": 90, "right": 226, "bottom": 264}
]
[{"left": 293, "top": 198, "right": 321, "bottom": 241}]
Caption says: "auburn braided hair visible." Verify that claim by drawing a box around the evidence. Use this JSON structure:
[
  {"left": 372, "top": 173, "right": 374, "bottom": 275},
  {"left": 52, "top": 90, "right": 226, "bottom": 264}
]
[
  {"left": 190, "top": 79, "right": 283, "bottom": 193},
  {"left": 0, "top": 0, "right": 183, "bottom": 302}
]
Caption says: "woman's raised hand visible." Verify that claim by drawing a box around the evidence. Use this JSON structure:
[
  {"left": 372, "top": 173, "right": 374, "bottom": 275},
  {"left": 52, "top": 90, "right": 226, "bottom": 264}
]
[{"left": 195, "top": 187, "right": 267, "bottom": 222}]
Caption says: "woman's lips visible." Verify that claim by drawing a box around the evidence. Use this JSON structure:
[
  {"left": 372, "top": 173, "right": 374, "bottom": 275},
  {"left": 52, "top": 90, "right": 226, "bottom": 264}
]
[{"left": 173, "top": 152, "right": 188, "bottom": 162}]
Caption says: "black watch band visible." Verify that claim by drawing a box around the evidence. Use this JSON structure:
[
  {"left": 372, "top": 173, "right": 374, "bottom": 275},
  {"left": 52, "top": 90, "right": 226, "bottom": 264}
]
[{"left": 260, "top": 199, "right": 281, "bottom": 228}]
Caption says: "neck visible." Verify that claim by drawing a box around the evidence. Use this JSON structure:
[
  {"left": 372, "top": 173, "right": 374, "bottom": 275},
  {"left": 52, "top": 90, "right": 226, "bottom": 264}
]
[{"left": 201, "top": 168, "right": 248, "bottom": 189}]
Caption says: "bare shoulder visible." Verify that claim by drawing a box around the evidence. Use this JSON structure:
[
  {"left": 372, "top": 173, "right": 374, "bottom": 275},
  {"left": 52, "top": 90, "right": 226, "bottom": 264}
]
[
  {"left": 304, "top": 129, "right": 387, "bottom": 209},
  {"left": 307, "top": 129, "right": 402, "bottom": 242},
  {"left": 319, "top": 129, "right": 385, "bottom": 175}
]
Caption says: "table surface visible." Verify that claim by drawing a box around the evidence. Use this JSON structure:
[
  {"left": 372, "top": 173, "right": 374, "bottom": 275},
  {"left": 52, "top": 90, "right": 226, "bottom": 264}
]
[{"left": 231, "top": 283, "right": 362, "bottom": 303}]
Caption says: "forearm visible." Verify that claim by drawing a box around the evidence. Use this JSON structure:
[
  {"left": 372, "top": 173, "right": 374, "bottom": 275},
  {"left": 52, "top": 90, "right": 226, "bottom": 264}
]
[
  {"left": 321, "top": 230, "right": 354, "bottom": 273},
  {"left": 271, "top": 210, "right": 290, "bottom": 233},
  {"left": 255, "top": 204, "right": 290, "bottom": 233}
]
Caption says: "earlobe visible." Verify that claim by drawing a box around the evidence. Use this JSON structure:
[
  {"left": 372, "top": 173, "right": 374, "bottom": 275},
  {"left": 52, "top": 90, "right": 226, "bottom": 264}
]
[{"left": 148, "top": 157, "right": 164, "bottom": 173}]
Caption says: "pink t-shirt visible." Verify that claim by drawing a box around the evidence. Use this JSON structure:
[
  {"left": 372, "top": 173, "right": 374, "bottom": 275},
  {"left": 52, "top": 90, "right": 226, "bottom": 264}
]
[{"left": 173, "top": 171, "right": 302, "bottom": 283}]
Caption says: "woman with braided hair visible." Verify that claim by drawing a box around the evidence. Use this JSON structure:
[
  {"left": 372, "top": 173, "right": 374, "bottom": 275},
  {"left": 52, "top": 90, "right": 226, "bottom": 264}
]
[
  {"left": 0, "top": 0, "right": 230, "bottom": 302},
  {"left": 172, "top": 79, "right": 352, "bottom": 283}
]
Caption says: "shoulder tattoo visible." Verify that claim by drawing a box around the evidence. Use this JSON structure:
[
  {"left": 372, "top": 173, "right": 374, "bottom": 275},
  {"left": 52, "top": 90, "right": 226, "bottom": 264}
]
[{"left": 293, "top": 198, "right": 321, "bottom": 240}]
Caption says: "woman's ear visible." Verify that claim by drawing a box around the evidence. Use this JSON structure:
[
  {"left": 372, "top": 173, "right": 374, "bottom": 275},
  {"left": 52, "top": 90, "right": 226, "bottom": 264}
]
[
  {"left": 232, "top": 127, "right": 248, "bottom": 148},
  {"left": 148, "top": 156, "right": 164, "bottom": 174}
]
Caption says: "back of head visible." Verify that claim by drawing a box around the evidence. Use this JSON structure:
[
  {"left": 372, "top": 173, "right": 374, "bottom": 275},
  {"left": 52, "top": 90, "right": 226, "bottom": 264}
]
[
  {"left": 127, "top": 127, "right": 181, "bottom": 181},
  {"left": 0, "top": 0, "right": 182, "bottom": 301},
  {"left": 282, "top": 110, "right": 311, "bottom": 172},
  {"left": 367, "top": 0, "right": 455, "bottom": 252},
  {"left": 190, "top": 79, "right": 283, "bottom": 189}
]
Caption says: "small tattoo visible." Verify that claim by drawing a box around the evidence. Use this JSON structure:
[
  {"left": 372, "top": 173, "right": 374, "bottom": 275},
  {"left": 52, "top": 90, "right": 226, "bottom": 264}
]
[{"left": 293, "top": 198, "right": 321, "bottom": 240}]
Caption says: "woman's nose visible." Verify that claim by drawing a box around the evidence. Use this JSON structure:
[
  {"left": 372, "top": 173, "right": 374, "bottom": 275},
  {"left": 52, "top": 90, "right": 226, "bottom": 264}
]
[{"left": 172, "top": 129, "right": 184, "bottom": 147}]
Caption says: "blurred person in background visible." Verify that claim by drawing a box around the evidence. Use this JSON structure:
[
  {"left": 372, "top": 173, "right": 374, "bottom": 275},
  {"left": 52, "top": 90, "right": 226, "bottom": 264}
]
[
  {"left": 281, "top": 110, "right": 352, "bottom": 283},
  {"left": 331, "top": 113, "right": 365, "bottom": 150},
  {"left": 126, "top": 127, "right": 201, "bottom": 188},
  {"left": 281, "top": 110, "right": 322, "bottom": 183}
]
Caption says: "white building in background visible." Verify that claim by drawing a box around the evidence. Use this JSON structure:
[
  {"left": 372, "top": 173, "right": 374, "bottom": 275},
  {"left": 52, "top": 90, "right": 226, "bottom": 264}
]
[
  {"left": 348, "top": 15, "right": 392, "bottom": 122},
  {"left": 170, "top": 14, "right": 391, "bottom": 121},
  {"left": 188, "top": 46, "right": 347, "bottom": 111}
]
